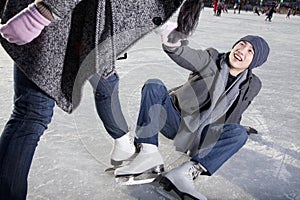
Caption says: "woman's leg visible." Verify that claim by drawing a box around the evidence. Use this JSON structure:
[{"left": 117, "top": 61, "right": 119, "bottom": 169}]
[
  {"left": 90, "top": 72, "right": 134, "bottom": 165},
  {"left": 90, "top": 73, "right": 128, "bottom": 139},
  {"left": 0, "top": 65, "right": 55, "bottom": 200}
]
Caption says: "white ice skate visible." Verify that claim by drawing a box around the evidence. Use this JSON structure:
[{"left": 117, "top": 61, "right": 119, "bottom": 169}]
[
  {"left": 110, "top": 132, "right": 136, "bottom": 167},
  {"left": 114, "top": 143, "right": 164, "bottom": 186},
  {"left": 159, "top": 161, "right": 207, "bottom": 200}
]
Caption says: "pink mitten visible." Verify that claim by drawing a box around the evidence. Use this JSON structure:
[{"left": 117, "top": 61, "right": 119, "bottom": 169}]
[
  {"left": 160, "top": 22, "right": 181, "bottom": 48},
  {"left": 0, "top": 3, "right": 51, "bottom": 45}
]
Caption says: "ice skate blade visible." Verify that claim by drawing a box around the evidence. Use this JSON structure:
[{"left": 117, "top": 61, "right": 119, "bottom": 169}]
[
  {"left": 111, "top": 159, "right": 123, "bottom": 166},
  {"left": 115, "top": 176, "right": 156, "bottom": 186},
  {"left": 115, "top": 164, "right": 164, "bottom": 177},
  {"left": 105, "top": 166, "right": 120, "bottom": 172},
  {"left": 115, "top": 165, "right": 164, "bottom": 186}
]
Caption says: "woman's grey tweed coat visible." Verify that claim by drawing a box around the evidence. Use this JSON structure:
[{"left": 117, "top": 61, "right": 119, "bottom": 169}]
[{"left": 0, "top": 0, "right": 181, "bottom": 113}]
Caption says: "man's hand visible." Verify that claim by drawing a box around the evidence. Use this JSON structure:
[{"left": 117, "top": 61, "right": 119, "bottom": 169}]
[
  {"left": 244, "top": 126, "right": 258, "bottom": 135},
  {"left": 0, "top": 3, "right": 51, "bottom": 45}
]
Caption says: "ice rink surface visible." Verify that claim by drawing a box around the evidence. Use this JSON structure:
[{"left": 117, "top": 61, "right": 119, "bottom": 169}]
[{"left": 0, "top": 7, "right": 299, "bottom": 200}]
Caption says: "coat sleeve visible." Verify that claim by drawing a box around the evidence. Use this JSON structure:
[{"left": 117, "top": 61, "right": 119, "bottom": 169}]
[
  {"left": 42, "top": 0, "right": 82, "bottom": 19},
  {"left": 163, "top": 44, "right": 217, "bottom": 74}
]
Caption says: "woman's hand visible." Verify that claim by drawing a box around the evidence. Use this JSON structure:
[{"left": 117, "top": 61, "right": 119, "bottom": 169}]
[{"left": 0, "top": 3, "right": 51, "bottom": 45}]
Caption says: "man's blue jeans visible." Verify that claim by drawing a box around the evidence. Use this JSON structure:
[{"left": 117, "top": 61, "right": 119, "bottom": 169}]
[
  {"left": 135, "top": 79, "right": 181, "bottom": 145},
  {"left": 135, "top": 78, "right": 248, "bottom": 175},
  {"left": 0, "top": 65, "right": 55, "bottom": 200}
]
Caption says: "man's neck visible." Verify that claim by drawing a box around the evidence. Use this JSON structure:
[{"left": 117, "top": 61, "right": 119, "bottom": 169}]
[{"left": 229, "top": 68, "right": 245, "bottom": 76}]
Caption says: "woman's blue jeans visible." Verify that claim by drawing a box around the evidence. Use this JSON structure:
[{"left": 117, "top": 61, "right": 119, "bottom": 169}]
[
  {"left": 90, "top": 73, "right": 128, "bottom": 139},
  {"left": 0, "top": 65, "right": 55, "bottom": 200},
  {"left": 135, "top": 78, "right": 248, "bottom": 175},
  {"left": 0, "top": 66, "right": 127, "bottom": 199}
]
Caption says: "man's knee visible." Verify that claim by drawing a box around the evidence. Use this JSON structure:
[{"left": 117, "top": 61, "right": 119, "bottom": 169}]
[{"left": 143, "top": 79, "right": 166, "bottom": 92}]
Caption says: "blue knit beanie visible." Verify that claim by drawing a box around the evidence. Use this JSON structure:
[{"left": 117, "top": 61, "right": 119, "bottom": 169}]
[{"left": 234, "top": 35, "right": 270, "bottom": 69}]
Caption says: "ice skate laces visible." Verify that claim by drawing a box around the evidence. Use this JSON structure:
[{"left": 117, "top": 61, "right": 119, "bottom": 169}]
[
  {"left": 189, "top": 163, "right": 202, "bottom": 180},
  {"left": 129, "top": 136, "right": 134, "bottom": 145}
]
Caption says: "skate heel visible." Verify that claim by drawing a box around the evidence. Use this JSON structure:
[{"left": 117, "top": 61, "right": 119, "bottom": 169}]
[
  {"left": 151, "top": 164, "right": 164, "bottom": 174},
  {"left": 159, "top": 176, "right": 174, "bottom": 191},
  {"left": 111, "top": 159, "right": 123, "bottom": 166}
]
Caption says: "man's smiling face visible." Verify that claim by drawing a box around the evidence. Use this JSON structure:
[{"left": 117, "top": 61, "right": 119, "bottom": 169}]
[{"left": 229, "top": 41, "right": 254, "bottom": 75}]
